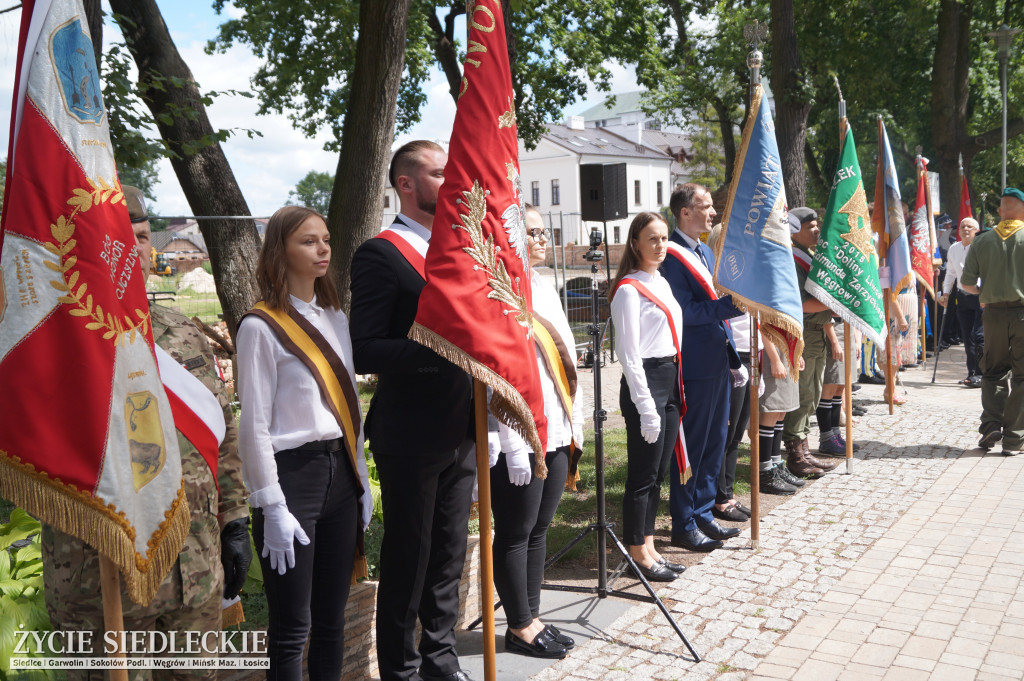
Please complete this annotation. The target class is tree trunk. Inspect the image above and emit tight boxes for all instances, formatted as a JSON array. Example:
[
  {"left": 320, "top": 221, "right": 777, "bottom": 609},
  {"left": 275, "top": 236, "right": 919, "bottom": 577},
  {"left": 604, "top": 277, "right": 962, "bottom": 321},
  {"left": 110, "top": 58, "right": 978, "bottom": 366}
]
[
  {"left": 712, "top": 96, "right": 738, "bottom": 187},
  {"left": 770, "top": 0, "right": 812, "bottom": 208},
  {"left": 426, "top": 3, "right": 464, "bottom": 101},
  {"left": 83, "top": 0, "right": 102, "bottom": 67},
  {"left": 931, "top": 0, "right": 973, "bottom": 216},
  {"left": 111, "top": 0, "right": 261, "bottom": 336},
  {"left": 326, "top": 0, "right": 412, "bottom": 311}
]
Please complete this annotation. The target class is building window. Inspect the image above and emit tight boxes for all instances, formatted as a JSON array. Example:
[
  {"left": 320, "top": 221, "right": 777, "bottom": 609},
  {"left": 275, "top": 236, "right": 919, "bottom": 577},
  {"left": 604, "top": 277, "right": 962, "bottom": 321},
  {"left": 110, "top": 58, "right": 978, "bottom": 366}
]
[
  {"left": 531, "top": 181, "right": 540, "bottom": 206},
  {"left": 553, "top": 228, "right": 561, "bottom": 246},
  {"left": 613, "top": 225, "right": 621, "bottom": 243},
  {"left": 551, "top": 179, "right": 560, "bottom": 206},
  {"left": 384, "top": 195, "right": 390, "bottom": 208},
  {"left": 634, "top": 180, "right": 641, "bottom": 205},
  {"left": 657, "top": 181, "right": 663, "bottom": 206}
]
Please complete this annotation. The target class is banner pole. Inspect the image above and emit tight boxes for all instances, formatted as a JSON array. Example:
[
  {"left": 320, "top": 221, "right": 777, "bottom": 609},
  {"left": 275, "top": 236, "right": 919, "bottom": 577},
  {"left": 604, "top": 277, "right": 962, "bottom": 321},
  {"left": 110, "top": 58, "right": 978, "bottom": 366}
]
[
  {"left": 99, "top": 556, "right": 129, "bottom": 681},
  {"left": 844, "top": 323, "right": 853, "bottom": 474},
  {"left": 885, "top": 297, "right": 895, "bottom": 414},
  {"left": 920, "top": 284, "right": 927, "bottom": 364},
  {"left": 473, "top": 379, "right": 496, "bottom": 681},
  {"left": 749, "top": 312, "right": 760, "bottom": 549}
]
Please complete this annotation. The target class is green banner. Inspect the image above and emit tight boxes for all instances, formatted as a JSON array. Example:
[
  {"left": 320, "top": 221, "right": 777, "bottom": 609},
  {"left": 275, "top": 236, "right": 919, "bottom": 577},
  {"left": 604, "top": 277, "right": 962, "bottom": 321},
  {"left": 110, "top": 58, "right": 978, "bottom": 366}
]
[{"left": 806, "top": 125, "right": 887, "bottom": 346}]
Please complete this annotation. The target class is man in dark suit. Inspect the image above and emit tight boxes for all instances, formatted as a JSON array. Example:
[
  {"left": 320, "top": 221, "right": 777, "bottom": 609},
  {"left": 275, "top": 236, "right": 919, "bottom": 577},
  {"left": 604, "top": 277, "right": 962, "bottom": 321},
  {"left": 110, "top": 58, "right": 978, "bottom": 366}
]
[
  {"left": 662, "top": 183, "right": 745, "bottom": 552},
  {"left": 350, "top": 140, "right": 476, "bottom": 681}
]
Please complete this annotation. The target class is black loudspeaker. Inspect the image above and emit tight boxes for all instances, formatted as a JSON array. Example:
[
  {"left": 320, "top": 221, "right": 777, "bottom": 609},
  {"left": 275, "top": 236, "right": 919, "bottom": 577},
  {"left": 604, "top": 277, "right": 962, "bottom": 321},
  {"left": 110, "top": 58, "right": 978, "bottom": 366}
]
[{"left": 580, "top": 163, "right": 627, "bottom": 222}]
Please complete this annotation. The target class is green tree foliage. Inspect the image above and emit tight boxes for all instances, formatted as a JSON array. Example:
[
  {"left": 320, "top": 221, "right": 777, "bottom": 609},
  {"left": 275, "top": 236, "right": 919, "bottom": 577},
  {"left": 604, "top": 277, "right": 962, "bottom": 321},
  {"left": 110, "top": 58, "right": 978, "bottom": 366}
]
[
  {"left": 684, "top": 107, "right": 727, "bottom": 189},
  {"left": 287, "top": 170, "right": 335, "bottom": 215},
  {"left": 208, "top": 0, "right": 662, "bottom": 150}
]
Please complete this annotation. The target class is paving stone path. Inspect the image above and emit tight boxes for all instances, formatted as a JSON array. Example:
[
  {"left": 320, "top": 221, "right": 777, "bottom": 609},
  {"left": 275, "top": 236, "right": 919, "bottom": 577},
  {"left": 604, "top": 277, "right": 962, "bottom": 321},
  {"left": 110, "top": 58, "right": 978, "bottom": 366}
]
[{"left": 528, "top": 347, "right": 1024, "bottom": 681}]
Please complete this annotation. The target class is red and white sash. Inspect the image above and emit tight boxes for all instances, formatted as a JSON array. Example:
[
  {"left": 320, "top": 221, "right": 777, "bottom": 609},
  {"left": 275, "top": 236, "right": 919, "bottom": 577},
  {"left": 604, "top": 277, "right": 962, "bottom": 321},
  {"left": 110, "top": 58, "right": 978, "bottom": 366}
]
[
  {"left": 793, "top": 247, "right": 813, "bottom": 274},
  {"left": 375, "top": 228, "right": 426, "bottom": 279},
  {"left": 666, "top": 242, "right": 717, "bottom": 300},
  {"left": 156, "top": 345, "right": 226, "bottom": 483},
  {"left": 612, "top": 277, "right": 692, "bottom": 483}
]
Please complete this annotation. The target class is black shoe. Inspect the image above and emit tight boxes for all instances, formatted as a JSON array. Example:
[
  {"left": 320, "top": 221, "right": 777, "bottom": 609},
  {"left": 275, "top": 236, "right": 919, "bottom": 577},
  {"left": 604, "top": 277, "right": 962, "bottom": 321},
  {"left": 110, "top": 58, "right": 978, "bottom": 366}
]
[
  {"left": 966, "top": 376, "right": 982, "bottom": 388},
  {"left": 852, "top": 406, "right": 868, "bottom": 416},
  {"left": 775, "top": 464, "right": 805, "bottom": 488},
  {"left": 504, "top": 629, "right": 567, "bottom": 659},
  {"left": 633, "top": 561, "right": 678, "bottom": 582},
  {"left": 713, "top": 504, "right": 749, "bottom": 522},
  {"left": 422, "top": 671, "right": 475, "bottom": 681},
  {"left": 851, "top": 383, "right": 862, "bottom": 393},
  {"left": 979, "top": 430, "right": 1002, "bottom": 450},
  {"left": 671, "top": 528, "right": 723, "bottom": 552},
  {"left": 697, "top": 518, "right": 741, "bottom": 540},
  {"left": 759, "top": 467, "right": 797, "bottom": 495},
  {"left": 658, "top": 558, "right": 686, "bottom": 573},
  {"left": 544, "top": 624, "right": 575, "bottom": 649},
  {"left": 859, "top": 373, "right": 885, "bottom": 385},
  {"left": 733, "top": 502, "right": 752, "bottom": 516}
]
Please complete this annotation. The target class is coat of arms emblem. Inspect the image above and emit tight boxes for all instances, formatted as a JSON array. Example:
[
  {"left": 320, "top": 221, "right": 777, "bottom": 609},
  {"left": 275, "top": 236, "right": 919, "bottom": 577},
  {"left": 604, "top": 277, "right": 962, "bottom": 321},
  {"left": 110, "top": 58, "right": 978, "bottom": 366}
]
[{"left": 50, "top": 17, "right": 104, "bottom": 125}]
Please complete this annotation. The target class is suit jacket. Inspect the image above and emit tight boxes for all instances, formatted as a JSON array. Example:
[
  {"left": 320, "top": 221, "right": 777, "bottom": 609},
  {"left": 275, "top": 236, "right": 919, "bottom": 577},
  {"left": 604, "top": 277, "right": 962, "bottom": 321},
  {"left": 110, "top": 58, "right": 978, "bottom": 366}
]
[
  {"left": 661, "top": 230, "right": 743, "bottom": 380},
  {"left": 349, "top": 227, "right": 473, "bottom": 457}
]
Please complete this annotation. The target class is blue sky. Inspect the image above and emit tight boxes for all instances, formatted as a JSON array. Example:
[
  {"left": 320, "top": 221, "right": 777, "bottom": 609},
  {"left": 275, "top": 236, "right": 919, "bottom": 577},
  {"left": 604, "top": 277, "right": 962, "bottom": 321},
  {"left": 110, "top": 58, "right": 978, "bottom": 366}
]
[{"left": 1, "top": 1, "right": 638, "bottom": 216}]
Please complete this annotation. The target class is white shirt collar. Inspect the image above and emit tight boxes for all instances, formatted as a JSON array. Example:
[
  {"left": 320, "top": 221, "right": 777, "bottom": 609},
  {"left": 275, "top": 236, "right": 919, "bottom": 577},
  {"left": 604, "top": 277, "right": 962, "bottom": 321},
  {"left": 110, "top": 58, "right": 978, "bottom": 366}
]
[
  {"left": 676, "top": 229, "right": 700, "bottom": 250},
  {"left": 290, "top": 293, "right": 323, "bottom": 316},
  {"left": 396, "top": 213, "right": 432, "bottom": 242}
]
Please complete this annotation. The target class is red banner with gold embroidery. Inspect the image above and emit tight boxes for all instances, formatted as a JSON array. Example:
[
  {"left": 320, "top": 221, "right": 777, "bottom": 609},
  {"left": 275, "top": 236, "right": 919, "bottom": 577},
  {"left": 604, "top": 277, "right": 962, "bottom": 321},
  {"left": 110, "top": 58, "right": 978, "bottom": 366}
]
[
  {"left": 0, "top": 0, "right": 186, "bottom": 605},
  {"left": 409, "top": 0, "right": 547, "bottom": 471}
]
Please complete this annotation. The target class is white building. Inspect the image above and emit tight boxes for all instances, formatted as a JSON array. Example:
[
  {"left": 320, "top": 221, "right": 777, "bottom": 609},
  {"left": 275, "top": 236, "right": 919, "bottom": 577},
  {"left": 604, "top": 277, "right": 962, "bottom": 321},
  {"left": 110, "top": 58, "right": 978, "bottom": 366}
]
[{"left": 518, "top": 116, "right": 691, "bottom": 246}]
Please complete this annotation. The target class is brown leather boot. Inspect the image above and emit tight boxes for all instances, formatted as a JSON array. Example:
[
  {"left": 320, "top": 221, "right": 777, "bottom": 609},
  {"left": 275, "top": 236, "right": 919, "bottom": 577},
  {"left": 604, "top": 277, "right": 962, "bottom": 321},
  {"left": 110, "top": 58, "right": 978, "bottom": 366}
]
[
  {"left": 785, "top": 439, "right": 825, "bottom": 478},
  {"left": 800, "top": 438, "right": 838, "bottom": 471}
]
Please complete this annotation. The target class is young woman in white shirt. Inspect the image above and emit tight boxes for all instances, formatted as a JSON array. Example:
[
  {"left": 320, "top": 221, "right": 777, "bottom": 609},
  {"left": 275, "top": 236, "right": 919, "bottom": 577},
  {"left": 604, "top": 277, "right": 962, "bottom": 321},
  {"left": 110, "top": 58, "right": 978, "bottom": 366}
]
[
  {"left": 609, "top": 212, "right": 687, "bottom": 583},
  {"left": 491, "top": 205, "right": 584, "bottom": 659},
  {"left": 236, "top": 206, "right": 372, "bottom": 681}
]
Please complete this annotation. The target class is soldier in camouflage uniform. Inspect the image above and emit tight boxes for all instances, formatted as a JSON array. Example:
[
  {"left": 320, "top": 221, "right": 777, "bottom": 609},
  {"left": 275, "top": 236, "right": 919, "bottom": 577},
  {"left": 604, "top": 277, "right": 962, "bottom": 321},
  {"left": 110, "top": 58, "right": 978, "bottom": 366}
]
[{"left": 41, "top": 187, "right": 251, "bottom": 680}]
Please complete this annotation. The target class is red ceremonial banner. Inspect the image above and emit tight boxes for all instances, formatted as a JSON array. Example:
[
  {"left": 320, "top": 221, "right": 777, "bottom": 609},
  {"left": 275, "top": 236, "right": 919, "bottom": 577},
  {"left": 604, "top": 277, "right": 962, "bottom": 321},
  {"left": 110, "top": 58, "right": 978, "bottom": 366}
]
[
  {"left": 0, "top": 0, "right": 186, "bottom": 604},
  {"left": 909, "top": 160, "right": 935, "bottom": 296},
  {"left": 409, "top": 0, "right": 547, "bottom": 470},
  {"left": 957, "top": 173, "right": 972, "bottom": 238}
]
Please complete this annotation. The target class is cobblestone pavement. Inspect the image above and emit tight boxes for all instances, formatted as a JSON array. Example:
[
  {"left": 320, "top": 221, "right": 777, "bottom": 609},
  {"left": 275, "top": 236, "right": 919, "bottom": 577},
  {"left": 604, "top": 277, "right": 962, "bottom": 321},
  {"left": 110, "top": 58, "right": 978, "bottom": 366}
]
[{"left": 528, "top": 347, "right": 1024, "bottom": 681}]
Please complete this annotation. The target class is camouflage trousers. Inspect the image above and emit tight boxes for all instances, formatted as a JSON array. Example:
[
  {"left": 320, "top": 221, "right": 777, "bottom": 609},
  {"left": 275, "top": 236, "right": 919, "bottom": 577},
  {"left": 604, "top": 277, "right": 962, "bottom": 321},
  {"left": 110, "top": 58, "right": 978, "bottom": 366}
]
[{"left": 42, "top": 524, "right": 221, "bottom": 681}]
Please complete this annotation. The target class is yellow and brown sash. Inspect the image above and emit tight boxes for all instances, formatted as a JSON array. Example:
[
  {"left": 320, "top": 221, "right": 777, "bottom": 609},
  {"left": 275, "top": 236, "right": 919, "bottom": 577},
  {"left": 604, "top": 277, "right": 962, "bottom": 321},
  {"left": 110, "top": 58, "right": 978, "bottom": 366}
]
[
  {"left": 532, "top": 312, "right": 583, "bottom": 489},
  {"left": 243, "top": 302, "right": 368, "bottom": 580}
]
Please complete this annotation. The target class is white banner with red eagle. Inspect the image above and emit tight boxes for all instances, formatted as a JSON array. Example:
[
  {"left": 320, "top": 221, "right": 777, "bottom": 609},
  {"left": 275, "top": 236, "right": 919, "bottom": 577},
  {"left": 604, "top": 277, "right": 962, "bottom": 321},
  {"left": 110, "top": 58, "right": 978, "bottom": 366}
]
[{"left": 0, "top": 0, "right": 187, "bottom": 605}]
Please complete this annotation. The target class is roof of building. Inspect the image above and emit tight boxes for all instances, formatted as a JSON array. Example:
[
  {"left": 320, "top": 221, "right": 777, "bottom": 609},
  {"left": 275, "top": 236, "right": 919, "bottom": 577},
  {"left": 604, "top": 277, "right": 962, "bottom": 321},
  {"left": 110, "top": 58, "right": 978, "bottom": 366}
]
[
  {"left": 576, "top": 91, "right": 646, "bottom": 121},
  {"left": 540, "top": 124, "right": 672, "bottom": 160},
  {"left": 642, "top": 129, "right": 693, "bottom": 160},
  {"left": 152, "top": 231, "right": 208, "bottom": 254}
]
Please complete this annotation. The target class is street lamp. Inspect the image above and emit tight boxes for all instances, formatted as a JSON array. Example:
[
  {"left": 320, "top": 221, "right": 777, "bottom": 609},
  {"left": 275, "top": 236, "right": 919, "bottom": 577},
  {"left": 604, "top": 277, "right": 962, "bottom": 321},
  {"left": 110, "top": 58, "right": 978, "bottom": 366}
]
[{"left": 988, "top": 24, "right": 1021, "bottom": 191}]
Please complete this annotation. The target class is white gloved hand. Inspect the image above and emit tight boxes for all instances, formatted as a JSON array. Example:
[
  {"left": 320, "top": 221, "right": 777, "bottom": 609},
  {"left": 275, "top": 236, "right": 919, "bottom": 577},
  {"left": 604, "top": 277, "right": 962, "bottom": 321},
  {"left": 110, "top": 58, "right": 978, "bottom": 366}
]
[
  {"left": 356, "top": 445, "right": 373, "bottom": 530},
  {"left": 261, "top": 502, "right": 310, "bottom": 576},
  {"left": 487, "top": 431, "right": 501, "bottom": 468},
  {"left": 640, "top": 411, "right": 661, "bottom": 444},
  {"left": 758, "top": 375, "right": 766, "bottom": 397},
  {"left": 505, "top": 447, "right": 532, "bottom": 486},
  {"left": 573, "top": 421, "right": 585, "bottom": 450},
  {"left": 730, "top": 364, "right": 749, "bottom": 388}
]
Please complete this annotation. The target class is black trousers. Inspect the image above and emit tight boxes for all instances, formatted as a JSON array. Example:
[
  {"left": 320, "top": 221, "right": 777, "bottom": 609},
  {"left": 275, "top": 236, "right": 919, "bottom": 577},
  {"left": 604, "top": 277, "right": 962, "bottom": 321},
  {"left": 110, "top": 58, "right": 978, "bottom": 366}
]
[
  {"left": 956, "top": 290, "right": 984, "bottom": 377},
  {"left": 620, "top": 359, "right": 681, "bottom": 546},
  {"left": 253, "top": 446, "right": 359, "bottom": 681},
  {"left": 718, "top": 353, "right": 751, "bottom": 504},
  {"left": 490, "top": 446, "right": 570, "bottom": 628},
  {"left": 374, "top": 440, "right": 476, "bottom": 681}
]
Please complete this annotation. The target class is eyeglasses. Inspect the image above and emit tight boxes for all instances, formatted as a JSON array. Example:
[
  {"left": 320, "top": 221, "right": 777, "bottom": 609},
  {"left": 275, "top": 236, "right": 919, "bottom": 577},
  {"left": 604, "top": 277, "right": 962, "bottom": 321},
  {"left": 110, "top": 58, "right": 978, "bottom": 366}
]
[{"left": 528, "top": 228, "right": 550, "bottom": 240}]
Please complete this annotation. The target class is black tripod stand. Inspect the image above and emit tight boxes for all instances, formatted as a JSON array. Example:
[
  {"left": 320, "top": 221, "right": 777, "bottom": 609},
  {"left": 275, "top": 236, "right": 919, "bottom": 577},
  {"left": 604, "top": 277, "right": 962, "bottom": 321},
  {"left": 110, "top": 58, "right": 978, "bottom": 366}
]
[
  {"left": 539, "top": 233, "right": 700, "bottom": 662},
  {"left": 468, "top": 232, "right": 699, "bottom": 661}
]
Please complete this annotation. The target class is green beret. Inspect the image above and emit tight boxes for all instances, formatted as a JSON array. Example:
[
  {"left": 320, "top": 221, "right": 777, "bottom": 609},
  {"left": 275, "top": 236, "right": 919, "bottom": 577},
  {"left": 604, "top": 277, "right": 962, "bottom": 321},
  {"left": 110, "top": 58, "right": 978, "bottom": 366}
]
[{"left": 1002, "top": 187, "right": 1024, "bottom": 205}]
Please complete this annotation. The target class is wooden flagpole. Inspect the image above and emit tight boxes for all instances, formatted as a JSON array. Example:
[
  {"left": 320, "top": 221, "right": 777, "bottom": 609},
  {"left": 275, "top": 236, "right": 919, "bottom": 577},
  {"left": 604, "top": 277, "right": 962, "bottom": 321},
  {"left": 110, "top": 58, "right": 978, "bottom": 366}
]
[
  {"left": 99, "top": 556, "right": 129, "bottom": 681},
  {"left": 836, "top": 78, "right": 854, "bottom": 474},
  {"left": 473, "top": 379, "right": 496, "bottom": 681}
]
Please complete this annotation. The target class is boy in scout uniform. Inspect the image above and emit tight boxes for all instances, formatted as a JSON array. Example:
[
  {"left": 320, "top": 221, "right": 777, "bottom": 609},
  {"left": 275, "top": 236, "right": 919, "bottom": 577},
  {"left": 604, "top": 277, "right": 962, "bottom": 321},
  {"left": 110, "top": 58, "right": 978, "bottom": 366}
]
[
  {"left": 962, "top": 187, "right": 1024, "bottom": 454},
  {"left": 41, "top": 186, "right": 251, "bottom": 680}
]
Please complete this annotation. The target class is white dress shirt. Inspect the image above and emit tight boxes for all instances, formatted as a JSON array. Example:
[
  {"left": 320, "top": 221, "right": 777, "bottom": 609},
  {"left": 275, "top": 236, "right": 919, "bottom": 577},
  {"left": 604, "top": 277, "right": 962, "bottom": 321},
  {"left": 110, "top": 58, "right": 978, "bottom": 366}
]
[
  {"left": 943, "top": 240, "right": 978, "bottom": 294},
  {"left": 237, "top": 294, "right": 366, "bottom": 508},
  {"left": 610, "top": 269, "right": 683, "bottom": 417},
  {"left": 389, "top": 213, "right": 431, "bottom": 256},
  {"left": 498, "top": 270, "right": 585, "bottom": 455}
]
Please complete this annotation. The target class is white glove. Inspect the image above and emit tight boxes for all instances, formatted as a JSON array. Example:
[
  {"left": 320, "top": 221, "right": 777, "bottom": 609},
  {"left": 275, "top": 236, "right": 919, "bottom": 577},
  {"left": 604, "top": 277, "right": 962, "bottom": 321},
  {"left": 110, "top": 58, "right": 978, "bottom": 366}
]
[
  {"left": 356, "top": 444, "right": 373, "bottom": 530},
  {"left": 487, "top": 431, "right": 501, "bottom": 468},
  {"left": 730, "top": 364, "right": 749, "bottom": 388},
  {"left": 759, "top": 376, "right": 766, "bottom": 397},
  {"left": 640, "top": 411, "right": 661, "bottom": 444},
  {"left": 573, "top": 420, "right": 585, "bottom": 450},
  {"left": 261, "top": 502, "right": 310, "bottom": 576},
  {"left": 505, "top": 447, "right": 532, "bottom": 486}
]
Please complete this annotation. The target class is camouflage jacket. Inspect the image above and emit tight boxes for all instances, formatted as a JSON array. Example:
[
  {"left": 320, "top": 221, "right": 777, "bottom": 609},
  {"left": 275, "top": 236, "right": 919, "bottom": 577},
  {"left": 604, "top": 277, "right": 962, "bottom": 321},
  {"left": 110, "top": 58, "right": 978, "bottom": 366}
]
[{"left": 44, "top": 304, "right": 247, "bottom": 610}]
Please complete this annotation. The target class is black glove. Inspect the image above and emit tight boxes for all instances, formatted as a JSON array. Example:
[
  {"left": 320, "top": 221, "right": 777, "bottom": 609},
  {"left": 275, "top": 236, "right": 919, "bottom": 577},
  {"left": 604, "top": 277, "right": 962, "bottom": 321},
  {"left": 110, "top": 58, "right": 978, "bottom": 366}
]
[{"left": 220, "top": 517, "right": 252, "bottom": 599}]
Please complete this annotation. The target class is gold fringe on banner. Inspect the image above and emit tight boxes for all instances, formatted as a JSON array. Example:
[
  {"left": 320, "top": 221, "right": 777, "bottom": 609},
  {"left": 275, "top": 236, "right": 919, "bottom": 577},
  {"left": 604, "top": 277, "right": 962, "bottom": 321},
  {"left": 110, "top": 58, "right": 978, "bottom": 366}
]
[
  {"left": 0, "top": 450, "right": 189, "bottom": 605},
  {"left": 408, "top": 323, "right": 548, "bottom": 480},
  {"left": 719, "top": 289, "right": 806, "bottom": 383}
]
